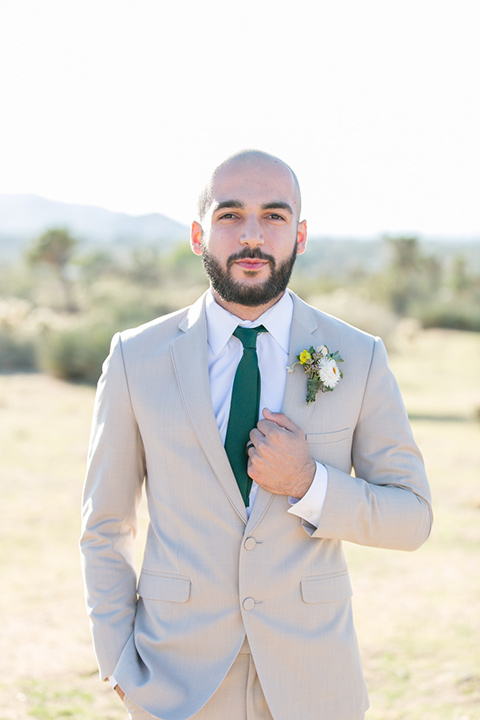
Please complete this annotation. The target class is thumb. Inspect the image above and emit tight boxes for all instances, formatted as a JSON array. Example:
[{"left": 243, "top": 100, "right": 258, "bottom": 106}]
[{"left": 262, "top": 408, "right": 299, "bottom": 433}]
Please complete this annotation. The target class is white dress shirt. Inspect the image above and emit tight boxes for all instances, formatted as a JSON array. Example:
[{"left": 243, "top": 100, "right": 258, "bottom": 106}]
[{"left": 205, "top": 290, "right": 328, "bottom": 522}]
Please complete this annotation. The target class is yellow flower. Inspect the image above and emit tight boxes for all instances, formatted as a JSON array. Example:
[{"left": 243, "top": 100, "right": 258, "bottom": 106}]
[{"left": 299, "top": 349, "right": 312, "bottom": 364}]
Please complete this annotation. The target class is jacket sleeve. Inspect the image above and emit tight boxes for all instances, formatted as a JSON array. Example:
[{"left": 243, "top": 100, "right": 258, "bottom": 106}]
[
  {"left": 306, "top": 337, "right": 433, "bottom": 550},
  {"left": 80, "top": 333, "right": 146, "bottom": 679}
]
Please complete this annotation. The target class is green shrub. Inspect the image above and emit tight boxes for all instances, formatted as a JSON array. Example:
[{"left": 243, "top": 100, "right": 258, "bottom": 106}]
[
  {"left": 0, "top": 297, "right": 38, "bottom": 370},
  {"left": 414, "top": 301, "right": 480, "bottom": 332},
  {"left": 0, "top": 328, "right": 37, "bottom": 370},
  {"left": 37, "top": 322, "right": 115, "bottom": 384}
]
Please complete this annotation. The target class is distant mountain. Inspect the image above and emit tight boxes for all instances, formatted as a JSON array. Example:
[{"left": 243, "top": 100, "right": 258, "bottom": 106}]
[
  {"left": 1, "top": 193, "right": 478, "bottom": 271},
  {"left": 0, "top": 194, "right": 189, "bottom": 261}
]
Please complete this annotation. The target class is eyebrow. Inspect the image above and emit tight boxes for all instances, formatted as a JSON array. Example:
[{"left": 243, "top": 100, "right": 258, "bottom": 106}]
[
  {"left": 261, "top": 201, "right": 294, "bottom": 215},
  {"left": 213, "top": 200, "right": 294, "bottom": 215},
  {"left": 213, "top": 200, "right": 244, "bottom": 212}
]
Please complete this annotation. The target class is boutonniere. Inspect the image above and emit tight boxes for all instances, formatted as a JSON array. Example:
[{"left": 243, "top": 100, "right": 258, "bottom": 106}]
[{"left": 288, "top": 345, "right": 344, "bottom": 404}]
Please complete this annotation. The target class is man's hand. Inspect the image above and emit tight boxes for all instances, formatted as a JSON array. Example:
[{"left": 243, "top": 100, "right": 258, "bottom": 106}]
[
  {"left": 247, "top": 409, "right": 316, "bottom": 499},
  {"left": 114, "top": 685, "right": 125, "bottom": 701}
]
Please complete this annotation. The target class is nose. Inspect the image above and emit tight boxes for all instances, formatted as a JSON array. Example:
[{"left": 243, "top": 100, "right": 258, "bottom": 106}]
[{"left": 241, "top": 215, "right": 264, "bottom": 248}]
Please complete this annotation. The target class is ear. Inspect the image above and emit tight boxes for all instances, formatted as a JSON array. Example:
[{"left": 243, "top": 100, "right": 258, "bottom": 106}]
[
  {"left": 190, "top": 221, "right": 203, "bottom": 256},
  {"left": 295, "top": 220, "right": 307, "bottom": 255}
]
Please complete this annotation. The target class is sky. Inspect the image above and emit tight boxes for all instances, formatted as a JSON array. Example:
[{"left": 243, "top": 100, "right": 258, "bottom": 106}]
[{"left": 0, "top": 0, "right": 479, "bottom": 238}]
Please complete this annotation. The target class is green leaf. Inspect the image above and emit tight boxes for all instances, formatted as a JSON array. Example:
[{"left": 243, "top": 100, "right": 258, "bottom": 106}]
[{"left": 306, "top": 376, "right": 320, "bottom": 404}]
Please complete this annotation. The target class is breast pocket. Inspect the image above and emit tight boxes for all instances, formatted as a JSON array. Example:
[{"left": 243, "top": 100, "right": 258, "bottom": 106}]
[
  {"left": 306, "top": 428, "right": 352, "bottom": 468},
  {"left": 306, "top": 428, "right": 351, "bottom": 445},
  {"left": 301, "top": 571, "right": 352, "bottom": 604},
  {"left": 137, "top": 571, "right": 191, "bottom": 603}
]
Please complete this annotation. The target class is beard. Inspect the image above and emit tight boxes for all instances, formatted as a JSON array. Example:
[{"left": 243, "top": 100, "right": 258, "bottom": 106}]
[{"left": 201, "top": 244, "right": 298, "bottom": 307}]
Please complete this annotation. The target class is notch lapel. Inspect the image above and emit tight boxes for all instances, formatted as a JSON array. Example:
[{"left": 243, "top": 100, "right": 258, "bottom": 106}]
[
  {"left": 170, "top": 295, "right": 248, "bottom": 523},
  {"left": 282, "top": 292, "right": 319, "bottom": 431}
]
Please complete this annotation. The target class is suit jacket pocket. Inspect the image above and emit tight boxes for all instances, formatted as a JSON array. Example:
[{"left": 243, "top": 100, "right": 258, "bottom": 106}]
[
  {"left": 137, "top": 571, "right": 191, "bottom": 603},
  {"left": 301, "top": 572, "right": 352, "bottom": 604},
  {"left": 306, "top": 428, "right": 351, "bottom": 445}
]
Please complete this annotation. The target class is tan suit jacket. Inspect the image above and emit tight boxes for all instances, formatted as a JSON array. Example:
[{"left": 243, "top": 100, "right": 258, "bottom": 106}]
[{"left": 80, "top": 290, "right": 432, "bottom": 720}]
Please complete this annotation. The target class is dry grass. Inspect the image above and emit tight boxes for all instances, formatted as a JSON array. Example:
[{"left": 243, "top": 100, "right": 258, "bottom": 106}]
[{"left": 0, "top": 327, "right": 479, "bottom": 719}]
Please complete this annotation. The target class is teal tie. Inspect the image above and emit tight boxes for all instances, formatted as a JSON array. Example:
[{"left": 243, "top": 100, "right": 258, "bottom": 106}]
[{"left": 224, "top": 326, "right": 268, "bottom": 506}]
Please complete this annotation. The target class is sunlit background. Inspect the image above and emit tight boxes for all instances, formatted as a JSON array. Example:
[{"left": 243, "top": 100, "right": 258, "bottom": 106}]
[{"left": 1, "top": 0, "right": 479, "bottom": 237}]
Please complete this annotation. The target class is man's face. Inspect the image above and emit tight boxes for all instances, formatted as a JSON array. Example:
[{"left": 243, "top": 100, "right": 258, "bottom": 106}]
[{"left": 191, "top": 155, "right": 307, "bottom": 309}]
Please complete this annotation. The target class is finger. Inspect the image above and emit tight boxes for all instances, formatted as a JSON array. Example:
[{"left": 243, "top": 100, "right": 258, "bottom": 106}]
[
  {"left": 246, "top": 440, "right": 255, "bottom": 455},
  {"left": 262, "top": 408, "right": 300, "bottom": 433},
  {"left": 249, "top": 427, "right": 264, "bottom": 444},
  {"left": 255, "top": 418, "right": 279, "bottom": 436}
]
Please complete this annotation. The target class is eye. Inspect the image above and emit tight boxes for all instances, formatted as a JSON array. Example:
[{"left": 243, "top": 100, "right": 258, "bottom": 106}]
[
  {"left": 217, "top": 212, "right": 237, "bottom": 220},
  {"left": 268, "top": 213, "right": 286, "bottom": 221}
]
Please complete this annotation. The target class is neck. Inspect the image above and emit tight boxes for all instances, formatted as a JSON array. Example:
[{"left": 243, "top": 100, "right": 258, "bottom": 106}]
[{"left": 211, "top": 288, "right": 285, "bottom": 321}]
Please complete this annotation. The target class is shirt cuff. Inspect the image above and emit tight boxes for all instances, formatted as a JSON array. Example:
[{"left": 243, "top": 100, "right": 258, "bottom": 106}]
[
  {"left": 287, "top": 462, "right": 328, "bottom": 528},
  {"left": 109, "top": 675, "right": 118, "bottom": 689}
]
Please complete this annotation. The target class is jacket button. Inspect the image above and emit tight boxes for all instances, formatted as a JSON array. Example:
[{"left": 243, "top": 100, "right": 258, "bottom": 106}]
[
  {"left": 244, "top": 536, "right": 257, "bottom": 550},
  {"left": 242, "top": 597, "right": 255, "bottom": 611}
]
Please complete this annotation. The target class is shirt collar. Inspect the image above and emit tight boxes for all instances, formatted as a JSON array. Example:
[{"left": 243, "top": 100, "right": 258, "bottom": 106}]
[{"left": 205, "top": 289, "right": 293, "bottom": 357}]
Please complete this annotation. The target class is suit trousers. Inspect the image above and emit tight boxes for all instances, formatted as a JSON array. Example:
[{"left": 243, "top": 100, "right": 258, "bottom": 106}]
[{"left": 123, "top": 640, "right": 273, "bottom": 720}]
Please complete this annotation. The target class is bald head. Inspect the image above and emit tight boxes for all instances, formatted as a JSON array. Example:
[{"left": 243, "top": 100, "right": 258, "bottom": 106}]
[{"left": 197, "top": 150, "right": 302, "bottom": 223}]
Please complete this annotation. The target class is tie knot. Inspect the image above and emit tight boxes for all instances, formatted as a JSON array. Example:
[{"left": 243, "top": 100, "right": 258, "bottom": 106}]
[{"left": 233, "top": 325, "right": 267, "bottom": 350}]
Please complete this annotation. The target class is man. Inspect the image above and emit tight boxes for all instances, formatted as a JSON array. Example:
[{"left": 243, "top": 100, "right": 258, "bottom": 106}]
[{"left": 80, "top": 150, "right": 432, "bottom": 720}]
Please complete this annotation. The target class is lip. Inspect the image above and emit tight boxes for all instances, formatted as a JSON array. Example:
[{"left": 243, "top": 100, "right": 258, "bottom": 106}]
[{"left": 235, "top": 259, "right": 269, "bottom": 271}]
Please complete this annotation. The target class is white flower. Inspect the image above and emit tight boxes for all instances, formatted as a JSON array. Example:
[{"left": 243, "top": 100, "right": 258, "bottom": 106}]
[
  {"left": 316, "top": 345, "right": 328, "bottom": 356},
  {"left": 317, "top": 356, "right": 341, "bottom": 389}
]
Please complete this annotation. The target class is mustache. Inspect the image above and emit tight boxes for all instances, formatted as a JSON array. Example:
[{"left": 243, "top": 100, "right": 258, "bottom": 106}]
[{"left": 226, "top": 247, "right": 276, "bottom": 269}]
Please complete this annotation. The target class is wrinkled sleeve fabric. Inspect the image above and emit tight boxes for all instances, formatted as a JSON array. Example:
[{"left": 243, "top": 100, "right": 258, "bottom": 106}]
[
  {"left": 80, "top": 333, "right": 146, "bottom": 680},
  {"left": 304, "top": 337, "right": 433, "bottom": 550}
]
